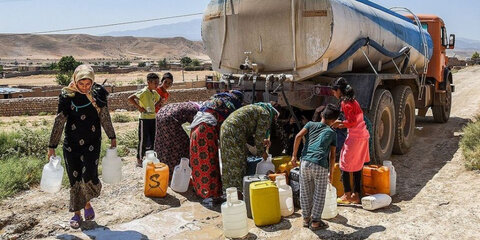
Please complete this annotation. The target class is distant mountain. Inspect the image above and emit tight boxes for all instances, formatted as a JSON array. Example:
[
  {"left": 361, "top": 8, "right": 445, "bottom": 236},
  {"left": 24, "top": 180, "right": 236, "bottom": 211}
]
[
  {"left": 0, "top": 34, "right": 208, "bottom": 60},
  {"left": 447, "top": 37, "right": 480, "bottom": 60},
  {"left": 456, "top": 37, "right": 480, "bottom": 50},
  {"left": 103, "top": 19, "right": 202, "bottom": 41}
]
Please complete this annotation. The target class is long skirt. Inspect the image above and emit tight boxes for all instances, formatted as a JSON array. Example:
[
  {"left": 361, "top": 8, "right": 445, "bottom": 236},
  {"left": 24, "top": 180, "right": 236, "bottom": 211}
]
[
  {"left": 219, "top": 124, "right": 248, "bottom": 192},
  {"left": 63, "top": 137, "right": 102, "bottom": 212},
  {"left": 190, "top": 123, "right": 222, "bottom": 198}
]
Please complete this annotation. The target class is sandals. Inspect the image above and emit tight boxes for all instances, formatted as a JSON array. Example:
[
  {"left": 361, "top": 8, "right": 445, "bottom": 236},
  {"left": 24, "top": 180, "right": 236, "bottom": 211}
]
[
  {"left": 70, "top": 214, "right": 83, "bottom": 229},
  {"left": 303, "top": 218, "right": 310, "bottom": 228},
  {"left": 136, "top": 160, "right": 143, "bottom": 168},
  {"left": 309, "top": 220, "right": 329, "bottom": 231},
  {"left": 84, "top": 207, "right": 95, "bottom": 221}
]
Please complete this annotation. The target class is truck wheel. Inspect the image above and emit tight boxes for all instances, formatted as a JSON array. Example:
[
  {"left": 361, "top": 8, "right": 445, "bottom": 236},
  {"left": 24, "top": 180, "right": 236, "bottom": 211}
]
[
  {"left": 432, "top": 81, "right": 452, "bottom": 123},
  {"left": 367, "top": 89, "right": 395, "bottom": 163},
  {"left": 392, "top": 86, "right": 415, "bottom": 155}
]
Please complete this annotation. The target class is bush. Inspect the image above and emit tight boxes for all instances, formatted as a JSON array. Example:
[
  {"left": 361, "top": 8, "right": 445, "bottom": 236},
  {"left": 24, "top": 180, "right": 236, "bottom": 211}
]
[
  {"left": 460, "top": 116, "right": 480, "bottom": 170},
  {"left": 0, "top": 156, "right": 44, "bottom": 199},
  {"left": 15, "top": 127, "right": 50, "bottom": 158},
  {"left": 111, "top": 113, "right": 133, "bottom": 123},
  {"left": 129, "top": 78, "right": 144, "bottom": 85},
  {"left": 0, "top": 127, "right": 50, "bottom": 159},
  {"left": 138, "top": 62, "right": 146, "bottom": 67},
  {"left": 0, "top": 131, "right": 19, "bottom": 158},
  {"left": 119, "top": 129, "right": 138, "bottom": 149},
  {"left": 56, "top": 72, "right": 73, "bottom": 86}
]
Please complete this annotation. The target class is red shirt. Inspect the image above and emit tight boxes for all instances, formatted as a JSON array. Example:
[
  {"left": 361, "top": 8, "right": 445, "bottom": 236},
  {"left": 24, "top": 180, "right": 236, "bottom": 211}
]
[
  {"left": 341, "top": 100, "right": 364, "bottom": 128},
  {"left": 155, "top": 87, "right": 170, "bottom": 113}
]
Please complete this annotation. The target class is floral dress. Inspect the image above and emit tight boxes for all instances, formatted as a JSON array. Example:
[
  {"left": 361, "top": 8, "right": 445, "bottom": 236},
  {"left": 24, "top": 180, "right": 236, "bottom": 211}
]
[
  {"left": 154, "top": 102, "right": 200, "bottom": 176},
  {"left": 48, "top": 86, "right": 116, "bottom": 212},
  {"left": 190, "top": 93, "right": 241, "bottom": 199},
  {"left": 219, "top": 105, "right": 271, "bottom": 192}
]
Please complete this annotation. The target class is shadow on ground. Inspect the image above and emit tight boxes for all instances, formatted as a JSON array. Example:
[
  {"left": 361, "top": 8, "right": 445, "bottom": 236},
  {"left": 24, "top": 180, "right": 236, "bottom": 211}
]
[
  {"left": 318, "top": 215, "right": 386, "bottom": 239},
  {"left": 391, "top": 116, "right": 469, "bottom": 202},
  {"left": 56, "top": 224, "right": 149, "bottom": 240}
]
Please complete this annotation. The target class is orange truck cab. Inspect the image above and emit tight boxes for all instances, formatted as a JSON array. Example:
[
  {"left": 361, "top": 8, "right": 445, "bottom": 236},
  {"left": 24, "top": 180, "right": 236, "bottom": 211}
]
[{"left": 409, "top": 15, "right": 456, "bottom": 123}]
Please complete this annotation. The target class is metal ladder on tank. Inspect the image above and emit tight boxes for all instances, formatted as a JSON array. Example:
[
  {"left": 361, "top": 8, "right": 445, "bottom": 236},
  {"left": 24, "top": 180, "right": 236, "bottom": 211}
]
[{"left": 390, "top": 7, "right": 430, "bottom": 101}]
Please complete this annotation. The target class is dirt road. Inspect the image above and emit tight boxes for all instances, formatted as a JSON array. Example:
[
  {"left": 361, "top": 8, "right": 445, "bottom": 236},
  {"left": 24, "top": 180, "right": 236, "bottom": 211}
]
[{"left": 1, "top": 66, "right": 480, "bottom": 240}]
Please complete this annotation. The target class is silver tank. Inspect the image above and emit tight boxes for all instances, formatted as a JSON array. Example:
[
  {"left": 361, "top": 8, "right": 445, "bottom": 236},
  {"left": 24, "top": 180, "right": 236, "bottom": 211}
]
[{"left": 202, "top": 0, "right": 433, "bottom": 81}]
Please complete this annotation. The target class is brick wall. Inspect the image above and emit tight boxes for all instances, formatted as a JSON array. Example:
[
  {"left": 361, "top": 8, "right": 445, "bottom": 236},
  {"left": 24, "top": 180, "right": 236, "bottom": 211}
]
[{"left": 0, "top": 88, "right": 216, "bottom": 116}]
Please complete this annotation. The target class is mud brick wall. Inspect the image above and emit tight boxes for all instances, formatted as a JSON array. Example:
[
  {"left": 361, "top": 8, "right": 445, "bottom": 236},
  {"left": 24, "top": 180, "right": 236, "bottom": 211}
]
[{"left": 0, "top": 88, "right": 216, "bottom": 116}]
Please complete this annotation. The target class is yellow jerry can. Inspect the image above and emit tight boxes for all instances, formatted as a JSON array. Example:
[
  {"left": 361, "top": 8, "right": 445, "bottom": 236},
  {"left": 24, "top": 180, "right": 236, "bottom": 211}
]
[
  {"left": 249, "top": 180, "right": 281, "bottom": 226},
  {"left": 271, "top": 156, "right": 291, "bottom": 172},
  {"left": 278, "top": 161, "right": 300, "bottom": 175}
]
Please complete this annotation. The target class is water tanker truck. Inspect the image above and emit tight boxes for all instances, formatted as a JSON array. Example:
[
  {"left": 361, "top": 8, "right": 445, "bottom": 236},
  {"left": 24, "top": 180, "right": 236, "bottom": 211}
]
[{"left": 202, "top": 0, "right": 455, "bottom": 162}]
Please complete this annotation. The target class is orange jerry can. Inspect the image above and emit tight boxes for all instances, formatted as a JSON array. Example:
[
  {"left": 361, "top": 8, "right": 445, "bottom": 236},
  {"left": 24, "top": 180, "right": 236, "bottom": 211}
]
[
  {"left": 144, "top": 162, "right": 170, "bottom": 197},
  {"left": 268, "top": 172, "right": 287, "bottom": 182},
  {"left": 362, "top": 165, "right": 390, "bottom": 196}
]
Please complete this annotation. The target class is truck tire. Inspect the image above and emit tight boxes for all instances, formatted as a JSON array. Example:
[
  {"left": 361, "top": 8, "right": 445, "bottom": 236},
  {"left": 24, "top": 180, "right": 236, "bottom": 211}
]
[
  {"left": 432, "top": 80, "right": 452, "bottom": 123},
  {"left": 392, "top": 86, "right": 415, "bottom": 155},
  {"left": 367, "top": 89, "right": 395, "bottom": 163}
]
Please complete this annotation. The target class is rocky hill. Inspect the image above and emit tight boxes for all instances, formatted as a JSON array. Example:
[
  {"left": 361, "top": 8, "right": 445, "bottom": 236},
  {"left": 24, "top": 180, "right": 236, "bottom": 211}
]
[{"left": 0, "top": 34, "right": 208, "bottom": 60}]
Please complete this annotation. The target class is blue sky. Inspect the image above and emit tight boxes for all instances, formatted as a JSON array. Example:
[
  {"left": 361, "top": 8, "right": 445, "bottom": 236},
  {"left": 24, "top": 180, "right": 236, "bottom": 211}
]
[{"left": 0, "top": 0, "right": 478, "bottom": 40}]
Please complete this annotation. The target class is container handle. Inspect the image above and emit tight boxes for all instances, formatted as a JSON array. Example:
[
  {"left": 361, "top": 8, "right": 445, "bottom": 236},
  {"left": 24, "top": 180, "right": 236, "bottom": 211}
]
[{"left": 50, "top": 156, "right": 61, "bottom": 169}]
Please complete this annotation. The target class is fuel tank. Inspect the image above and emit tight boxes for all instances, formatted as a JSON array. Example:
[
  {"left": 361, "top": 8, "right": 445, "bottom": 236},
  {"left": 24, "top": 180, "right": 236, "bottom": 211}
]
[{"left": 202, "top": 0, "right": 433, "bottom": 81}]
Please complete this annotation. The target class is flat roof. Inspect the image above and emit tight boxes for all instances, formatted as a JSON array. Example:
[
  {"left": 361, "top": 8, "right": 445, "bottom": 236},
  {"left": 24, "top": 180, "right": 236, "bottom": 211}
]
[{"left": 0, "top": 87, "right": 32, "bottom": 94}]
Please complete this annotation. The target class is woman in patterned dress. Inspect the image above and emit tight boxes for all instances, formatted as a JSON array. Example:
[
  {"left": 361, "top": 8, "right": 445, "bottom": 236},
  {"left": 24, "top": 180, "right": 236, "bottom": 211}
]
[
  {"left": 189, "top": 91, "right": 243, "bottom": 199},
  {"left": 154, "top": 101, "right": 200, "bottom": 176},
  {"left": 220, "top": 102, "right": 280, "bottom": 192},
  {"left": 47, "top": 65, "right": 116, "bottom": 229}
]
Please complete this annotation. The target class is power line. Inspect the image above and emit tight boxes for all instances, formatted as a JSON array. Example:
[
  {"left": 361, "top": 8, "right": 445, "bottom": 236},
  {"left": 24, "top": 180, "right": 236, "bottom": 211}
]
[{"left": 31, "top": 12, "right": 203, "bottom": 34}]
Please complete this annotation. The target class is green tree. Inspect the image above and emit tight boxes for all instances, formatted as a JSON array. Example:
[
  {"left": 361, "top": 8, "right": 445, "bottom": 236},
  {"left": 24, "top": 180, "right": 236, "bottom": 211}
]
[
  {"left": 48, "top": 62, "right": 58, "bottom": 70},
  {"left": 472, "top": 52, "right": 480, "bottom": 59},
  {"left": 191, "top": 59, "right": 201, "bottom": 67},
  {"left": 55, "top": 72, "right": 73, "bottom": 86},
  {"left": 0, "top": 65, "right": 3, "bottom": 72},
  {"left": 158, "top": 58, "right": 168, "bottom": 68},
  {"left": 180, "top": 56, "right": 192, "bottom": 67},
  {"left": 57, "top": 56, "right": 82, "bottom": 73},
  {"left": 138, "top": 62, "right": 146, "bottom": 67}
]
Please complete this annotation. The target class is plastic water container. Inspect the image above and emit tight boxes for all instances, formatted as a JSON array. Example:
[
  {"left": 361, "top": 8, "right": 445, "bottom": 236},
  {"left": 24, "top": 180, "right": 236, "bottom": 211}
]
[
  {"left": 255, "top": 154, "right": 275, "bottom": 175},
  {"left": 249, "top": 180, "right": 281, "bottom": 226},
  {"left": 361, "top": 194, "right": 392, "bottom": 210},
  {"left": 321, "top": 183, "right": 338, "bottom": 219},
  {"left": 246, "top": 156, "right": 263, "bottom": 176},
  {"left": 102, "top": 148, "right": 122, "bottom": 184},
  {"left": 221, "top": 187, "right": 249, "bottom": 238},
  {"left": 383, "top": 161, "right": 397, "bottom": 196},
  {"left": 332, "top": 163, "right": 344, "bottom": 197},
  {"left": 268, "top": 172, "right": 287, "bottom": 182},
  {"left": 289, "top": 167, "right": 301, "bottom": 208},
  {"left": 143, "top": 150, "right": 160, "bottom": 181},
  {"left": 40, "top": 156, "right": 64, "bottom": 193},
  {"left": 275, "top": 175, "right": 294, "bottom": 217},
  {"left": 362, "top": 165, "right": 390, "bottom": 195},
  {"left": 243, "top": 174, "right": 268, "bottom": 218},
  {"left": 171, "top": 158, "right": 192, "bottom": 193},
  {"left": 278, "top": 161, "right": 299, "bottom": 176},
  {"left": 271, "top": 155, "right": 291, "bottom": 172},
  {"left": 144, "top": 162, "right": 169, "bottom": 198}
]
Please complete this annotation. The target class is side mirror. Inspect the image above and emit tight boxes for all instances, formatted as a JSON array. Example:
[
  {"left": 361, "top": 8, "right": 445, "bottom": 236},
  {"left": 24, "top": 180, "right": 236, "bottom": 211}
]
[{"left": 448, "top": 34, "right": 455, "bottom": 49}]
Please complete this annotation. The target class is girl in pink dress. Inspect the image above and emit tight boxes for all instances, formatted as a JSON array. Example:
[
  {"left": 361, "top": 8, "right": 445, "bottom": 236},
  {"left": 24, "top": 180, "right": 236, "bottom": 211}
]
[{"left": 331, "top": 78, "right": 370, "bottom": 204}]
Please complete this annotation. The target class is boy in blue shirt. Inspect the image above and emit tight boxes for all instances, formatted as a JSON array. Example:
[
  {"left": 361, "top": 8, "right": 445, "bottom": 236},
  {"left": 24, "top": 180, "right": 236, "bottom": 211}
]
[{"left": 291, "top": 104, "right": 340, "bottom": 231}]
